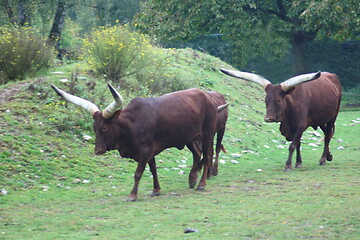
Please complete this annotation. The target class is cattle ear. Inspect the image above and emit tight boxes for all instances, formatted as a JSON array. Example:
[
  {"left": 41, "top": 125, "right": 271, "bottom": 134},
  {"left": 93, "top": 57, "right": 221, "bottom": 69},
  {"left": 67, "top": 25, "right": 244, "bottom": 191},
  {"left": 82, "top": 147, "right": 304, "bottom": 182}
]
[
  {"left": 93, "top": 111, "right": 102, "bottom": 120},
  {"left": 284, "top": 87, "right": 295, "bottom": 95},
  {"left": 113, "top": 109, "right": 122, "bottom": 118}
]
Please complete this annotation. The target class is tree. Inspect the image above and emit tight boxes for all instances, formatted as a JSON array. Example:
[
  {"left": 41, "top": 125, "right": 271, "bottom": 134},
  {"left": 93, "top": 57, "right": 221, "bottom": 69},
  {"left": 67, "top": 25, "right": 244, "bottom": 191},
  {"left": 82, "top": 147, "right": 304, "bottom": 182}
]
[
  {"left": 1, "top": 0, "right": 32, "bottom": 26},
  {"left": 0, "top": 0, "right": 142, "bottom": 52},
  {"left": 134, "top": 0, "right": 360, "bottom": 74},
  {"left": 48, "top": 0, "right": 66, "bottom": 52}
]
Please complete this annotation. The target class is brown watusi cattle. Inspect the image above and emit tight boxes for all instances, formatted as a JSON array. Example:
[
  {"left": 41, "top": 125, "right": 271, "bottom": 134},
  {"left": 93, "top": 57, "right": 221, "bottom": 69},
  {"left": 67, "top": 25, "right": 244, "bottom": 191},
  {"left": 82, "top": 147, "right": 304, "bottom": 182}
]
[
  {"left": 221, "top": 69, "right": 342, "bottom": 171},
  {"left": 51, "top": 83, "right": 226, "bottom": 201}
]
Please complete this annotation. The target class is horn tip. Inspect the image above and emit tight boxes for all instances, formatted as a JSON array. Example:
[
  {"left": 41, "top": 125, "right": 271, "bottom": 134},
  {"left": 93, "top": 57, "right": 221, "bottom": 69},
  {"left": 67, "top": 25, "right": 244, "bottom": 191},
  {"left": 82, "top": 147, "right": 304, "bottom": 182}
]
[
  {"left": 51, "top": 83, "right": 63, "bottom": 97},
  {"left": 314, "top": 71, "right": 321, "bottom": 79},
  {"left": 220, "top": 68, "right": 229, "bottom": 74},
  {"left": 107, "top": 82, "right": 116, "bottom": 93}
]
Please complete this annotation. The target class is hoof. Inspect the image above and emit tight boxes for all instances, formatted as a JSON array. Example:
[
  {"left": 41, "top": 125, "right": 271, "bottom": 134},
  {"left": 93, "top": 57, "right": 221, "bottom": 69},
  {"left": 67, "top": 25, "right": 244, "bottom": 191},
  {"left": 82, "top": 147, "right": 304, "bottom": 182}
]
[
  {"left": 208, "top": 168, "right": 218, "bottom": 177},
  {"left": 284, "top": 166, "right": 292, "bottom": 172},
  {"left": 126, "top": 193, "right": 137, "bottom": 202},
  {"left": 126, "top": 196, "right": 137, "bottom": 202},
  {"left": 189, "top": 181, "right": 197, "bottom": 189},
  {"left": 151, "top": 190, "right": 160, "bottom": 197},
  {"left": 327, "top": 152, "right": 333, "bottom": 161},
  {"left": 319, "top": 157, "right": 327, "bottom": 165},
  {"left": 295, "top": 164, "right": 302, "bottom": 168},
  {"left": 196, "top": 185, "right": 205, "bottom": 191}
]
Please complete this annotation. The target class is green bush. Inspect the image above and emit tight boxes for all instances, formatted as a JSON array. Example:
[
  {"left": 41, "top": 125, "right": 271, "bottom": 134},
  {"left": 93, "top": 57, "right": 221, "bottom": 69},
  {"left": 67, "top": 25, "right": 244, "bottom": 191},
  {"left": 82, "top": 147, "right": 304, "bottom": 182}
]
[
  {"left": 82, "top": 25, "right": 192, "bottom": 94},
  {"left": 0, "top": 26, "right": 55, "bottom": 84},
  {"left": 83, "top": 25, "right": 160, "bottom": 83},
  {"left": 134, "top": 60, "right": 191, "bottom": 94}
]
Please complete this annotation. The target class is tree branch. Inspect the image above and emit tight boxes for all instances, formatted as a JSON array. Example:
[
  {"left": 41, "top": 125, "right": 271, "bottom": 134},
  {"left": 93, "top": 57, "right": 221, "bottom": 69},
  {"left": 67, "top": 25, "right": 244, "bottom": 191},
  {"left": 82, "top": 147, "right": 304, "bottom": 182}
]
[{"left": 242, "top": 1, "right": 291, "bottom": 23}]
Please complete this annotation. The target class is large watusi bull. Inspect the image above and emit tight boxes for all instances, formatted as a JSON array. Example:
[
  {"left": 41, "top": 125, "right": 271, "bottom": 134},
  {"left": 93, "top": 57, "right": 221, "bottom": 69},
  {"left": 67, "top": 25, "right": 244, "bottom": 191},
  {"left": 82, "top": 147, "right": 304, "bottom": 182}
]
[
  {"left": 221, "top": 69, "right": 342, "bottom": 171},
  {"left": 51, "top": 83, "right": 225, "bottom": 201},
  {"left": 186, "top": 91, "right": 228, "bottom": 186}
]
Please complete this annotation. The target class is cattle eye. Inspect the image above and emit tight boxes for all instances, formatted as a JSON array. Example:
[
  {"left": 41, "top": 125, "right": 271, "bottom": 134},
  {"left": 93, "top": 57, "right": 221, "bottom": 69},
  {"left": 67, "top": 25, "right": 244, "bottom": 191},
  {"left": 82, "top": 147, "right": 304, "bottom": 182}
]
[
  {"left": 277, "top": 100, "right": 281, "bottom": 104},
  {"left": 101, "top": 127, "right": 107, "bottom": 132}
]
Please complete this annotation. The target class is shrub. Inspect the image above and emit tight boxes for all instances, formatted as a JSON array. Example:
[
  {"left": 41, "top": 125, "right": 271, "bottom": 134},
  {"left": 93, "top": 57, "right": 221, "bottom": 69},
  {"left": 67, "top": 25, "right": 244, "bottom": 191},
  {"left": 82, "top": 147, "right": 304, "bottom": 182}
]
[
  {"left": 82, "top": 25, "right": 195, "bottom": 94},
  {"left": 0, "top": 26, "right": 55, "bottom": 84},
  {"left": 83, "top": 25, "right": 161, "bottom": 84},
  {"left": 134, "top": 62, "right": 191, "bottom": 95}
]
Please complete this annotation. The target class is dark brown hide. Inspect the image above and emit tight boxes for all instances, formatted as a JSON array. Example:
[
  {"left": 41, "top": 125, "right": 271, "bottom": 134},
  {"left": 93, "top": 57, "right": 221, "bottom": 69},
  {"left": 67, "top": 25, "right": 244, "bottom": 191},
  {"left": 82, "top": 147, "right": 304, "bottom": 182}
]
[
  {"left": 92, "top": 88, "right": 218, "bottom": 201},
  {"left": 187, "top": 91, "right": 228, "bottom": 187},
  {"left": 264, "top": 72, "right": 342, "bottom": 170}
]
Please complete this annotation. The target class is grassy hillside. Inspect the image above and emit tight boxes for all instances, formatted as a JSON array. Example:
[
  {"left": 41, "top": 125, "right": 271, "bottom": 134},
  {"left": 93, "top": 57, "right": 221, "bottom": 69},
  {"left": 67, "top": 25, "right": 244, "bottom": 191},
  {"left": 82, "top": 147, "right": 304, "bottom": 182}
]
[
  {"left": 1, "top": 48, "right": 359, "bottom": 239},
  {"left": 0, "top": 48, "right": 271, "bottom": 190}
]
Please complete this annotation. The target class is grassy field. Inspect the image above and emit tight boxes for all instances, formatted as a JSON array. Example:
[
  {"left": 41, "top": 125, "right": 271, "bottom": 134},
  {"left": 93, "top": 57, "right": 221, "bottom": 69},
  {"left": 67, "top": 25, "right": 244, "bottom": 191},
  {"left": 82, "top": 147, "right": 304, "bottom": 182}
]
[{"left": 0, "top": 49, "right": 359, "bottom": 239}]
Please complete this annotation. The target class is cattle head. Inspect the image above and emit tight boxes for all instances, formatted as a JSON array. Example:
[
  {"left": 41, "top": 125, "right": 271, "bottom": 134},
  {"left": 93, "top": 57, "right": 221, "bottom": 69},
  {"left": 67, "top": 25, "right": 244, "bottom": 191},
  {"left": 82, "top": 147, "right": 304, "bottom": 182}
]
[
  {"left": 220, "top": 69, "right": 321, "bottom": 123},
  {"left": 51, "top": 83, "right": 124, "bottom": 155}
]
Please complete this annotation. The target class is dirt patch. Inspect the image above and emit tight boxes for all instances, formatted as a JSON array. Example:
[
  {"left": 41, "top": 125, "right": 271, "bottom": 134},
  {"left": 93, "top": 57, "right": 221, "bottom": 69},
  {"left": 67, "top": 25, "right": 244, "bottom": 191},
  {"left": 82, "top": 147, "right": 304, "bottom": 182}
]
[{"left": 0, "top": 81, "right": 31, "bottom": 106}]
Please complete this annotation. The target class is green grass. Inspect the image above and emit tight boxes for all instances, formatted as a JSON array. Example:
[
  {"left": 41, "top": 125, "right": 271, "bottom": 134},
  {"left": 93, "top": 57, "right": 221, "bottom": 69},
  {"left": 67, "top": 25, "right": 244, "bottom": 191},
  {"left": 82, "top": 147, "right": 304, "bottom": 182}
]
[{"left": 0, "top": 49, "right": 359, "bottom": 239}]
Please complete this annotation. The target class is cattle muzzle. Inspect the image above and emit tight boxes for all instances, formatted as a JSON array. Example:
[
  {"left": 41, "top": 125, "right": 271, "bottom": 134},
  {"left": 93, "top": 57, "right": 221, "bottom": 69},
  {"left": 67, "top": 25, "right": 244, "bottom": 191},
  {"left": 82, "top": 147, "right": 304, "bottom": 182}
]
[
  {"left": 264, "top": 116, "right": 277, "bottom": 122},
  {"left": 94, "top": 148, "right": 106, "bottom": 155}
]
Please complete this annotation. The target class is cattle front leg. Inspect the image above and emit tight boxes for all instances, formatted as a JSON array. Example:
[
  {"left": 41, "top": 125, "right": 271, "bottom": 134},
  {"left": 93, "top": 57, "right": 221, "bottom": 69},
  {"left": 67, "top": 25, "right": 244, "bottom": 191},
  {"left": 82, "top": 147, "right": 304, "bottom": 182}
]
[
  {"left": 187, "top": 141, "right": 201, "bottom": 189},
  {"left": 285, "top": 130, "right": 304, "bottom": 172},
  {"left": 127, "top": 161, "right": 148, "bottom": 202},
  {"left": 319, "top": 121, "right": 335, "bottom": 165},
  {"left": 148, "top": 157, "right": 161, "bottom": 197}
]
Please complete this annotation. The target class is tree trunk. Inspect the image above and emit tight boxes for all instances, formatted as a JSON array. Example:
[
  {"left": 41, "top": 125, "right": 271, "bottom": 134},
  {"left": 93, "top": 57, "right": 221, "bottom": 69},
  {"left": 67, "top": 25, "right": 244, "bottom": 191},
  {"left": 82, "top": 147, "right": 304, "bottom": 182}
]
[
  {"left": 18, "top": 0, "right": 31, "bottom": 26},
  {"left": 291, "top": 38, "right": 307, "bottom": 75},
  {"left": 2, "top": 0, "right": 16, "bottom": 24},
  {"left": 49, "top": 0, "right": 66, "bottom": 53},
  {"left": 291, "top": 33, "right": 306, "bottom": 75},
  {"left": 290, "top": 31, "right": 317, "bottom": 75}
]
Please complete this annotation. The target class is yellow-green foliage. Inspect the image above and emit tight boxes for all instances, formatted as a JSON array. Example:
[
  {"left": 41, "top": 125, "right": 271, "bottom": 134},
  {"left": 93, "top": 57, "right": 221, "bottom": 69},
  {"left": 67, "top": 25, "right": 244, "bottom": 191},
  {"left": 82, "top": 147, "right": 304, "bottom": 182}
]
[
  {"left": 82, "top": 25, "right": 196, "bottom": 94},
  {"left": 0, "top": 26, "right": 55, "bottom": 84},
  {"left": 83, "top": 25, "right": 162, "bottom": 82}
]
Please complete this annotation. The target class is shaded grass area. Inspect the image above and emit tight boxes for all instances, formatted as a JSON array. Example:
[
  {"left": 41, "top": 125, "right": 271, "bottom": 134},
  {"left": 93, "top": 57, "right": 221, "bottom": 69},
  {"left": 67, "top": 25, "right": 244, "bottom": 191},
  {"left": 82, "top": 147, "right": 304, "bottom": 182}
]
[{"left": 1, "top": 49, "right": 360, "bottom": 239}]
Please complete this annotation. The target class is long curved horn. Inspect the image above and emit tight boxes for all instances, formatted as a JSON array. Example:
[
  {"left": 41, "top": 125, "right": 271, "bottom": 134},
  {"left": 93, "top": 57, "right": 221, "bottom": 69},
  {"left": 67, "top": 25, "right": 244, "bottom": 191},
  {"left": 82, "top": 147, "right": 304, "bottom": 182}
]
[
  {"left": 280, "top": 71, "right": 321, "bottom": 91},
  {"left": 51, "top": 84, "right": 100, "bottom": 116},
  {"left": 220, "top": 68, "right": 271, "bottom": 89},
  {"left": 217, "top": 103, "right": 229, "bottom": 112},
  {"left": 102, "top": 83, "right": 124, "bottom": 119}
]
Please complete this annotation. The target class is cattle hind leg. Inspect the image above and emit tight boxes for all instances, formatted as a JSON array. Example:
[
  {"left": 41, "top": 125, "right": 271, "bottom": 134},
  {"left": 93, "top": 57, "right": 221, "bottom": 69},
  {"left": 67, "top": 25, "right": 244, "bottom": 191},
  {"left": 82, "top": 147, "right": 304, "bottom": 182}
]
[
  {"left": 209, "top": 128, "right": 225, "bottom": 177},
  {"left": 295, "top": 144, "right": 302, "bottom": 168},
  {"left": 148, "top": 157, "right": 161, "bottom": 197},
  {"left": 196, "top": 137, "right": 213, "bottom": 191},
  {"left": 187, "top": 141, "right": 201, "bottom": 189},
  {"left": 319, "top": 120, "right": 335, "bottom": 165}
]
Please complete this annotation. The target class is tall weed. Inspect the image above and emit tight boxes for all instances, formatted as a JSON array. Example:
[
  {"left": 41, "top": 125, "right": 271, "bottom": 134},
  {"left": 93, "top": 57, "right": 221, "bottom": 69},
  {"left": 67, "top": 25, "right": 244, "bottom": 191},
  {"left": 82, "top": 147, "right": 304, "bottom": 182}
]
[{"left": 0, "top": 26, "right": 55, "bottom": 84}]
